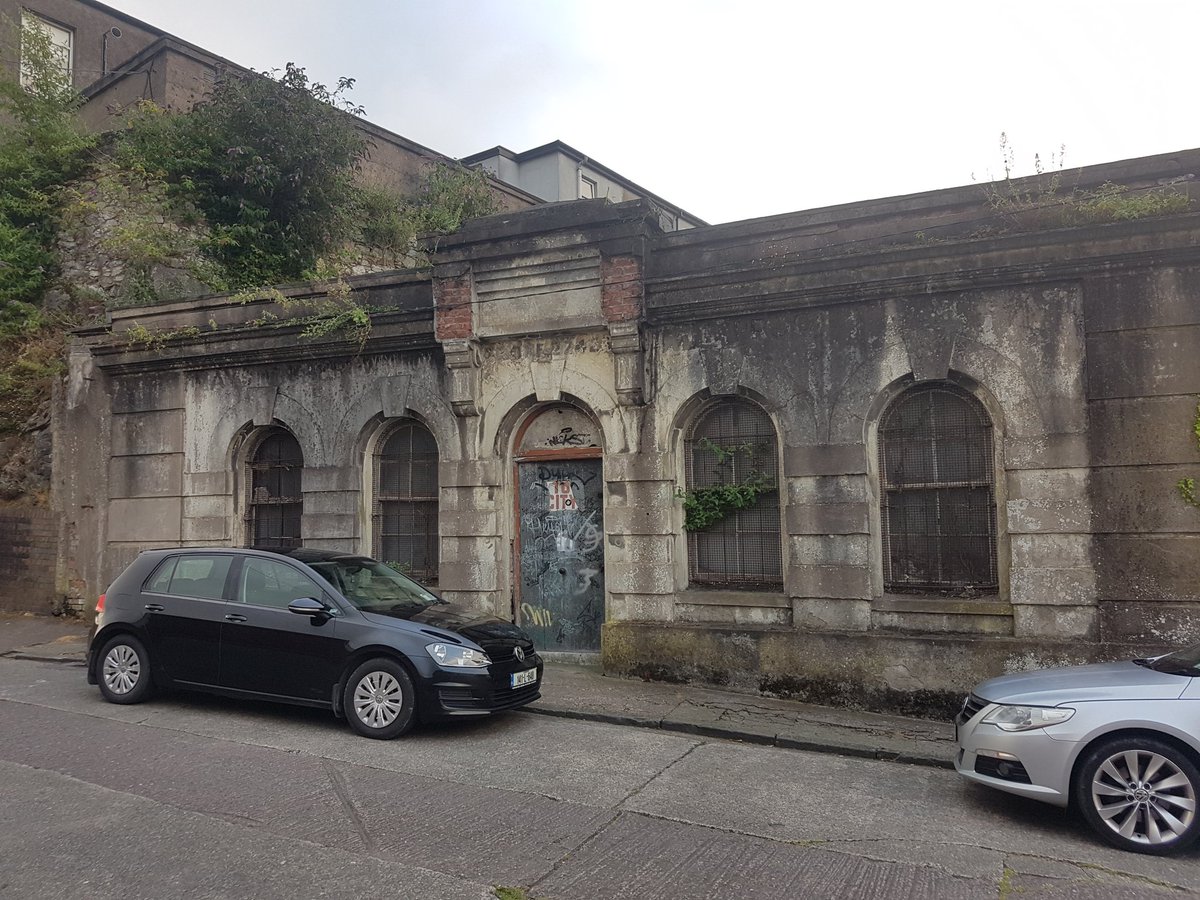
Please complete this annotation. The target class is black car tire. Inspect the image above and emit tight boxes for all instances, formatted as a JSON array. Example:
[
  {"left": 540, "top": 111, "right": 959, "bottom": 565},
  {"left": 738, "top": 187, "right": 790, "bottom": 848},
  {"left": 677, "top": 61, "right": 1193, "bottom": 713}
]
[
  {"left": 343, "top": 657, "right": 416, "bottom": 739},
  {"left": 1074, "top": 735, "right": 1200, "bottom": 855},
  {"left": 96, "top": 634, "right": 154, "bottom": 705}
]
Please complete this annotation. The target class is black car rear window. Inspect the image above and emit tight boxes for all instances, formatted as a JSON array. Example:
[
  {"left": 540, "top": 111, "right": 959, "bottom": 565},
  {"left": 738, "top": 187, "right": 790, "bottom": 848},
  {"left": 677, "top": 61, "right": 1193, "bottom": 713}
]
[{"left": 145, "top": 555, "right": 233, "bottom": 601}]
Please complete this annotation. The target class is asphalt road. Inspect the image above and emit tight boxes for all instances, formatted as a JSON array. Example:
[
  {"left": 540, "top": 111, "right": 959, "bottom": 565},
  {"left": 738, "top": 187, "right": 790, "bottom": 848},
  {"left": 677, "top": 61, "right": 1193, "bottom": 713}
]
[{"left": 0, "top": 658, "right": 1195, "bottom": 899}]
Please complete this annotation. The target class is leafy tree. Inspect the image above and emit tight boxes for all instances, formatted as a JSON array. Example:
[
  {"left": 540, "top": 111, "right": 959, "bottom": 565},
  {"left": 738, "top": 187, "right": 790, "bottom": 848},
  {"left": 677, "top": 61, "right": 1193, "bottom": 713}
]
[
  {"left": 0, "top": 18, "right": 95, "bottom": 335},
  {"left": 116, "top": 64, "right": 368, "bottom": 287},
  {"left": 355, "top": 163, "right": 499, "bottom": 268}
]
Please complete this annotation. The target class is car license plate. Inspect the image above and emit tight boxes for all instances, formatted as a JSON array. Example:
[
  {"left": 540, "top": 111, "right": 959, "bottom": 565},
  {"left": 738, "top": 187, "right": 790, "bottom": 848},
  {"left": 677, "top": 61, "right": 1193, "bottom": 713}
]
[{"left": 511, "top": 668, "right": 537, "bottom": 688}]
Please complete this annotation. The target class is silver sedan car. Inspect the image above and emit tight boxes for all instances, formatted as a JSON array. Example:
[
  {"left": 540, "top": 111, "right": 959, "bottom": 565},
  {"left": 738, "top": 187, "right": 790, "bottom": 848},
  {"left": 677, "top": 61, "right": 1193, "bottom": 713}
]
[{"left": 956, "top": 646, "right": 1200, "bottom": 855}]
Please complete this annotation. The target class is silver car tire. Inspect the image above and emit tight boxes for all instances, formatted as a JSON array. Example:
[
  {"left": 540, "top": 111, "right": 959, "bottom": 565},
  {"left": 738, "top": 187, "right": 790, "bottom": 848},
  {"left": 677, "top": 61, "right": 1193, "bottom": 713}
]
[
  {"left": 343, "top": 658, "right": 416, "bottom": 740},
  {"left": 96, "top": 634, "right": 154, "bottom": 705},
  {"left": 1075, "top": 736, "right": 1200, "bottom": 855}
]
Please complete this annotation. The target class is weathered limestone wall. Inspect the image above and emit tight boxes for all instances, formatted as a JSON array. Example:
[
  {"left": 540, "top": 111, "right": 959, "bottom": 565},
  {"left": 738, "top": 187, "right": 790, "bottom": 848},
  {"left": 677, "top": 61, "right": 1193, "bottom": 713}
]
[
  {"left": 1085, "top": 266, "right": 1200, "bottom": 643},
  {"left": 102, "top": 373, "right": 185, "bottom": 585},
  {"left": 637, "top": 281, "right": 1091, "bottom": 641}
]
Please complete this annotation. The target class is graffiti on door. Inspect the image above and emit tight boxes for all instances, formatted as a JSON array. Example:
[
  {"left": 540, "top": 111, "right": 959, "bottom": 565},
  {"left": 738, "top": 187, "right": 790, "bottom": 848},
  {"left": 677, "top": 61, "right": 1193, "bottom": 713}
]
[{"left": 518, "top": 459, "right": 604, "bottom": 652}]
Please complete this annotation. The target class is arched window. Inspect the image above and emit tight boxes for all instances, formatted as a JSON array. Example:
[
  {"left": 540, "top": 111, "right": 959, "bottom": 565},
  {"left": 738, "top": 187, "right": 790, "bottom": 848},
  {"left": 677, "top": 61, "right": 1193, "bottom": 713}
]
[
  {"left": 374, "top": 421, "right": 439, "bottom": 582},
  {"left": 879, "top": 383, "right": 998, "bottom": 592},
  {"left": 246, "top": 429, "right": 303, "bottom": 550},
  {"left": 685, "top": 400, "right": 781, "bottom": 587}
]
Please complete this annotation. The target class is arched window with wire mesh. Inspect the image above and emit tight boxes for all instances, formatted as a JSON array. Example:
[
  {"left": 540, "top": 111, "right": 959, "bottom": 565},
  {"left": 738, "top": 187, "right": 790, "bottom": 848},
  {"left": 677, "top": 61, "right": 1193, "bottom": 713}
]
[
  {"left": 246, "top": 429, "right": 304, "bottom": 550},
  {"left": 374, "top": 421, "right": 439, "bottom": 582},
  {"left": 685, "top": 400, "right": 781, "bottom": 587},
  {"left": 878, "top": 383, "right": 998, "bottom": 593}
]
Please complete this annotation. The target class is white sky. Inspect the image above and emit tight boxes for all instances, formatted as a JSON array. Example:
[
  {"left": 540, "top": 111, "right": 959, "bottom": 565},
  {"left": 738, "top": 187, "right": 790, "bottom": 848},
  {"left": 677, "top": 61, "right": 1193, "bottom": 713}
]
[{"left": 105, "top": 0, "right": 1200, "bottom": 225}]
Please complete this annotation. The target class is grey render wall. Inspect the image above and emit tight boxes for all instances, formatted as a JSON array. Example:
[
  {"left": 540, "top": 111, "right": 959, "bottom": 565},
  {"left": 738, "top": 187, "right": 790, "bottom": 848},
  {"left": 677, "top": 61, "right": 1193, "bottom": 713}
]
[{"left": 55, "top": 152, "right": 1200, "bottom": 709}]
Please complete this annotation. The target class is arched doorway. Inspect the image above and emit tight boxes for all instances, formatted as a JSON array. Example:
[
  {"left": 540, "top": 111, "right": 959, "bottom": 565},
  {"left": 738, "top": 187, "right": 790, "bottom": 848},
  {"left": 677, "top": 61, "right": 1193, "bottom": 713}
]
[{"left": 514, "top": 404, "right": 604, "bottom": 653}]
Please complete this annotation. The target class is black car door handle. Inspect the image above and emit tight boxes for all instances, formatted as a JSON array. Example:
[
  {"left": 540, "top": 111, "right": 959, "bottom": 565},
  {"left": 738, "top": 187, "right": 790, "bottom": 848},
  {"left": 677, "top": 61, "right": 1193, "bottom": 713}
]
[
  {"left": 224, "top": 613, "right": 247, "bottom": 623},
  {"left": 144, "top": 604, "right": 164, "bottom": 612}
]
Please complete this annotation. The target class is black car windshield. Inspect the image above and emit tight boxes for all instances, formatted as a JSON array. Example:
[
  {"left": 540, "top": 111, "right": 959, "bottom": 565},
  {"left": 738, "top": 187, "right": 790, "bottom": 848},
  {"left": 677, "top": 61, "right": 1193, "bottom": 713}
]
[
  {"left": 306, "top": 558, "right": 443, "bottom": 614},
  {"left": 1142, "top": 645, "right": 1200, "bottom": 676}
]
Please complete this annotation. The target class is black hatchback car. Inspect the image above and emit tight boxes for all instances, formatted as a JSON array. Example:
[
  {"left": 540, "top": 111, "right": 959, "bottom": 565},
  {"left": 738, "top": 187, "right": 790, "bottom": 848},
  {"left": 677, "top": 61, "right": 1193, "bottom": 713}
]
[{"left": 87, "top": 548, "right": 542, "bottom": 739}]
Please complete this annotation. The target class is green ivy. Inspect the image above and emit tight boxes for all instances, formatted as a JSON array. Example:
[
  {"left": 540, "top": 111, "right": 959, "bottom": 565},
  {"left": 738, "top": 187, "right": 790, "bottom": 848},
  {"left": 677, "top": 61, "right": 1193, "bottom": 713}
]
[
  {"left": 676, "top": 474, "right": 775, "bottom": 532},
  {"left": 675, "top": 439, "right": 776, "bottom": 531}
]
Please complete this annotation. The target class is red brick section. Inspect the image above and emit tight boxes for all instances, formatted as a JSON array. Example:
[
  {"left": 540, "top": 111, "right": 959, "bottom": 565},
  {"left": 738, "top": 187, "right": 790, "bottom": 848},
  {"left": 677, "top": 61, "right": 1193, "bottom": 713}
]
[
  {"left": 601, "top": 255, "right": 644, "bottom": 323},
  {"left": 0, "top": 508, "right": 59, "bottom": 613},
  {"left": 433, "top": 273, "right": 473, "bottom": 340}
]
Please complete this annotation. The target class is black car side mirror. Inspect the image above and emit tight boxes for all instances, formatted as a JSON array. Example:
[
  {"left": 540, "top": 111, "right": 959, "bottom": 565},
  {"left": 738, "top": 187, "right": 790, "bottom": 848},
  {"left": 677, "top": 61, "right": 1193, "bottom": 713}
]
[{"left": 288, "top": 597, "right": 329, "bottom": 617}]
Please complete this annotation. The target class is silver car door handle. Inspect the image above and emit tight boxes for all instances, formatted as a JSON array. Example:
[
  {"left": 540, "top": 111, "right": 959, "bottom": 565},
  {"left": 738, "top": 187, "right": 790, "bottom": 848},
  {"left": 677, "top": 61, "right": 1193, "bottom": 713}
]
[
  {"left": 144, "top": 604, "right": 164, "bottom": 612},
  {"left": 224, "top": 613, "right": 247, "bottom": 623}
]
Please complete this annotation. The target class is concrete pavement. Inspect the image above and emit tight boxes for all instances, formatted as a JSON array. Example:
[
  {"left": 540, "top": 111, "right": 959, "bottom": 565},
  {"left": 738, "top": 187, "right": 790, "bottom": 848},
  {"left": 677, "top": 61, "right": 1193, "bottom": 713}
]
[{"left": 0, "top": 613, "right": 956, "bottom": 767}]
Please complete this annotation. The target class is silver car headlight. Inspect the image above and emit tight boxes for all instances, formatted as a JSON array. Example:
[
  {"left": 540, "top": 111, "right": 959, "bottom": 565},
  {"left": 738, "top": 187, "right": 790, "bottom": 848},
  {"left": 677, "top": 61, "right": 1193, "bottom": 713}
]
[
  {"left": 426, "top": 643, "right": 491, "bottom": 668},
  {"left": 981, "top": 704, "right": 1074, "bottom": 732}
]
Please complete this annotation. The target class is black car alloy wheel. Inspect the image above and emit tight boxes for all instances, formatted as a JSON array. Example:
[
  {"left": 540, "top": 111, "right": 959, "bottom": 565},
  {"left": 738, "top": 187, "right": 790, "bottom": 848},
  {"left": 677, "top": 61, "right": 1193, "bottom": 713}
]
[
  {"left": 343, "top": 658, "right": 416, "bottom": 739},
  {"left": 97, "top": 634, "right": 154, "bottom": 705},
  {"left": 1075, "top": 736, "right": 1200, "bottom": 854}
]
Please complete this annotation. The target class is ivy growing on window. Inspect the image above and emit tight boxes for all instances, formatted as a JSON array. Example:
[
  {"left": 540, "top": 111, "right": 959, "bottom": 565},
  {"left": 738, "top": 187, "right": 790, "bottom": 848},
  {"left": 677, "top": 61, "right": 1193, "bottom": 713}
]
[{"left": 675, "top": 437, "right": 776, "bottom": 532}]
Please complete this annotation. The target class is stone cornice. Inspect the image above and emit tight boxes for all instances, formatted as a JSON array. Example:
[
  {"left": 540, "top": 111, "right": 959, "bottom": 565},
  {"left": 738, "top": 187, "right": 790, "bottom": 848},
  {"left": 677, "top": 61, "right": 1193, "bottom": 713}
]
[
  {"left": 88, "top": 311, "right": 437, "bottom": 376},
  {"left": 646, "top": 214, "right": 1200, "bottom": 324}
]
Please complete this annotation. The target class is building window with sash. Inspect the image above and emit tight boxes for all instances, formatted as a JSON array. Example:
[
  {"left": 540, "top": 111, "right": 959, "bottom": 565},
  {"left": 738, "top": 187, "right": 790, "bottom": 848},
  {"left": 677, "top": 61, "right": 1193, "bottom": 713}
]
[
  {"left": 685, "top": 400, "right": 782, "bottom": 587},
  {"left": 246, "top": 429, "right": 304, "bottom": 550},
  {"left": 374, "top": 421, "right": 439, "bottom": 582},
  {"left": 878, "top": 383, "right": 998, "bottom": 593}
]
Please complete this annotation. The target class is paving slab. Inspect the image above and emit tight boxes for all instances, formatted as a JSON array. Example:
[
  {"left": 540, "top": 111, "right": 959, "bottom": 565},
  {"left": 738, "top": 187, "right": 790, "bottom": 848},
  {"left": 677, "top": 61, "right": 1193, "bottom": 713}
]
[
  {"left": 0, "top": 758, "right": 494, "bottom": 900},
  {"left": 0, "top": 612, "right": 88, "bottom": 656},
  {"left": 531, "top": 663, "right": 957, "bottom": 767},
  {"left": 532, "top": 810, "right": 984, "bottom": 900}
]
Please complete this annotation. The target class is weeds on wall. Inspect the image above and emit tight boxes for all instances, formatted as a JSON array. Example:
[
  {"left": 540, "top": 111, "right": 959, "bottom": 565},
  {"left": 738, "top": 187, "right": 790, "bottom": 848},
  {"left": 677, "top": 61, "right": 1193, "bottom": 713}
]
[{"left": 1179, "top": 399, "right": 1200, "bottom": 509}]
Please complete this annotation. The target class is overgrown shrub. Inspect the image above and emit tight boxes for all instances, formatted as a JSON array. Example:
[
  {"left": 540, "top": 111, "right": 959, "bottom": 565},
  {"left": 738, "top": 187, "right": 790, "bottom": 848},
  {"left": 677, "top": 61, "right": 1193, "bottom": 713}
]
[
  {"left": 0, "top": 18, "right": 95, "bottom": 336},
  {"left": 114, "top": 64, "right": 368, "bottom": 288}
]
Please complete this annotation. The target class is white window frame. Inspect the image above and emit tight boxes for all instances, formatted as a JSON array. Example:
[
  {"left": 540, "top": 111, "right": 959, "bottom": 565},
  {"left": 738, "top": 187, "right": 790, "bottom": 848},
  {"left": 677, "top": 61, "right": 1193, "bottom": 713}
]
[{"left": 20, "top": 11, "right": 74, "bottom": 89}]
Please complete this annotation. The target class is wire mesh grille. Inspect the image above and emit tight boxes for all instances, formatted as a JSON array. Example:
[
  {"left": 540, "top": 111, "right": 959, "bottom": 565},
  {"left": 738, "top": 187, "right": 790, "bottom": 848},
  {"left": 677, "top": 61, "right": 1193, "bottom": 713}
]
[
  {"left": 686, "top": 401, "right": 782, "bottom": 585},
  {"left": 879, "top": 385, "right": 997, "bottom": 592},
  {"left": 374, "top": 422, "right": 439, "bottom": 581},
  {"left": 246, "top": 430, "right": 304, "bottom": 550}
]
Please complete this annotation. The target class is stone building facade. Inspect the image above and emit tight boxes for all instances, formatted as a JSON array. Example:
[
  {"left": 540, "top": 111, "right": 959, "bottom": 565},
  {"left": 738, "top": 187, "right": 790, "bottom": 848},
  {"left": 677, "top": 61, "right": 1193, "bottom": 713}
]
[{"left": 56, "top": 149, "right": 1200, "bottom": 712}]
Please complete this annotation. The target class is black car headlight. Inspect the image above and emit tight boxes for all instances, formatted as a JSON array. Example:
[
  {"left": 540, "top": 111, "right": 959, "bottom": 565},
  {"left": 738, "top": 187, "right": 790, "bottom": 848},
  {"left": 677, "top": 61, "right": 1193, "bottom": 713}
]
[
  {"left": 981, "top": 704, "right": 1074, "bottom": 732},
  {"left": 426, "top": 643, "right": 491, "bottom": 668}
]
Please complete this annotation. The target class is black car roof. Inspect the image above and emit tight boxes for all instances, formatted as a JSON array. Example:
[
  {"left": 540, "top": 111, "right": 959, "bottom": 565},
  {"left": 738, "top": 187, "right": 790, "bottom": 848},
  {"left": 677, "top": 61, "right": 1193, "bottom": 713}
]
[{"left": 135, "top": 547, "right": 372, "bottom": 564}]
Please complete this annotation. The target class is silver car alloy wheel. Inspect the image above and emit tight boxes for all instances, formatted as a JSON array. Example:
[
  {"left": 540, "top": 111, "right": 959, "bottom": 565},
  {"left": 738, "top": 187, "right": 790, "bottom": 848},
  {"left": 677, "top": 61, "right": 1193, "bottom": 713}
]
[
  {"left": 353, "top": 671, "right": 403, "bottom": 728},
  {"left": 102, "top": 644, "right": 141, "bottom": 695},
  {"left": 1091, "top": 749, "right": 1198, "bottom": 846}
]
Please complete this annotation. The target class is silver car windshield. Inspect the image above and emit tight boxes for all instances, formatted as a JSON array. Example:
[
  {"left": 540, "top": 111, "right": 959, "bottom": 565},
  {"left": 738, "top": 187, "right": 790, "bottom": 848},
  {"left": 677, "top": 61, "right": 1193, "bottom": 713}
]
[
  {"left": 1141, "top": 646, "right": 1200, "bottom": 676},
  {"left": 307, "top": 558, "right": 443, "bottom": 613}
]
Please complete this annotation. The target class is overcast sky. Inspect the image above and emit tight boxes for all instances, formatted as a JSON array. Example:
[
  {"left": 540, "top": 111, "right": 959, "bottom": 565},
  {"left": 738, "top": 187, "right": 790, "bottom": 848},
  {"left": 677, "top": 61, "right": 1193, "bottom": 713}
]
[{"left": 106, "top": 0, "right": 1200, "bottom": 225}]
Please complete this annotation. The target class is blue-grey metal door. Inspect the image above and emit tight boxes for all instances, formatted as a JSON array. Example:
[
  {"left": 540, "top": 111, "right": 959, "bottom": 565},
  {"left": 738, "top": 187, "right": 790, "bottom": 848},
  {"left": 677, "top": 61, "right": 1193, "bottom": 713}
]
[{"left": 517, "top": 458, "right": 604, "bottom": 652}]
